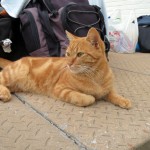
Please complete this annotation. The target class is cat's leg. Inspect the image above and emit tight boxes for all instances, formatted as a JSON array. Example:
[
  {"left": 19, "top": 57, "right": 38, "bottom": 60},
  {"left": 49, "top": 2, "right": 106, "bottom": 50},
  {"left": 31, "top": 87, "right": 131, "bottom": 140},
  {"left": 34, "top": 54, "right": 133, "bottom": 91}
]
[
  {"left": 105, "top": 89, "right": 131, "bottom": 109},
  {"left": 0, "top": 60, "right": 30, "bottom": 102},
  {"left": 53, "top": 88, "right": 95, "bottom": 107},
  {"left": 0, "top": 84, "right": 11, "bottom": 102},
  {"left": 0, "top": 65, "right": 20, "bottom": 102},
  {"left": 0, "top": 71, "right": 11, "bottom": 102}
]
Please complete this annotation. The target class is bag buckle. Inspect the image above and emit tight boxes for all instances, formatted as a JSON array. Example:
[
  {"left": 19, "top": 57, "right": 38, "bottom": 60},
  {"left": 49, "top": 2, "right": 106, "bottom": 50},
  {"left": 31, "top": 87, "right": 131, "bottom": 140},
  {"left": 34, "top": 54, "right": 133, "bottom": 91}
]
[{"left": 50, "top": 10, "right": 58, "bottom": 18}]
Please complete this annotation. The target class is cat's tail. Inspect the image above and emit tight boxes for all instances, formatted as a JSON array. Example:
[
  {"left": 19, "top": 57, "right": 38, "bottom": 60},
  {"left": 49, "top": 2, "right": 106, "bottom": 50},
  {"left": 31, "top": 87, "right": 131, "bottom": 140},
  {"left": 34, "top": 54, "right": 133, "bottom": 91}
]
[{"left": 0, "top": 58, "right": 12, "bottom": 68}]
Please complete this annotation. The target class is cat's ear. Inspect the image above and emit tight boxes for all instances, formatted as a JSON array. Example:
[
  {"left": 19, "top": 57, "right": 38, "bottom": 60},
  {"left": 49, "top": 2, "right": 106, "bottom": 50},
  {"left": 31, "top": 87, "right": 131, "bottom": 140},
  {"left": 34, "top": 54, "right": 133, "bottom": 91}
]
[
  {"left": 66, "top": 30, "right": 78, "bottom": 41},
  {"left": 86, "top": 27, "right": 104, "bottom": 49}
]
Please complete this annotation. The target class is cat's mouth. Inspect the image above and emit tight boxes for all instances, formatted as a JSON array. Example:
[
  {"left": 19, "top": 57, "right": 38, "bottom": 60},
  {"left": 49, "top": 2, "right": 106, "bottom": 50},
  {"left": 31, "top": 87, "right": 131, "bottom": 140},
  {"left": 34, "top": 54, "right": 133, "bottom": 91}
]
[
  {"left": 67, "top": 64, "right": 91, "bottom": 74},
  {"left": 67, "top": 64, "right": 82, "bottom": 74},
  {"left": 67, "top": 64, "right": 76, "bottom": 72}
]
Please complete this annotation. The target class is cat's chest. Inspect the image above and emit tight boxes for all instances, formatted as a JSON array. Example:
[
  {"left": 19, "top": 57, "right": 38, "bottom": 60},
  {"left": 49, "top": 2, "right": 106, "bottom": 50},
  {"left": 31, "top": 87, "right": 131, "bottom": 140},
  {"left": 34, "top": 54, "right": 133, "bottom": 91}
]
[{"left": 78, "top": 79, "right": 105, "bottom": 97}]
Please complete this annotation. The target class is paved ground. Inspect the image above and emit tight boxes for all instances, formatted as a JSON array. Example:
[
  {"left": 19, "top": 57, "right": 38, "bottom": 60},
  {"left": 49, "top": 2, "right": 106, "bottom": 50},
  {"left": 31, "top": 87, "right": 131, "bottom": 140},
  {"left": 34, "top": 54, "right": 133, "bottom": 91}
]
[{"left": 0, "top": 52, "right": 150, "bottom": 150}]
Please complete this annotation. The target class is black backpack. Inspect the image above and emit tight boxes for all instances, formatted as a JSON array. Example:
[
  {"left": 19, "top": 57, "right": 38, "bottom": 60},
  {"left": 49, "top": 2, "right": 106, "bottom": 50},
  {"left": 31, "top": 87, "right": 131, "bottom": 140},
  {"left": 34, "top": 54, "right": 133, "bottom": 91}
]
[{"left": 19, "top": 0, "right": 110, "bottom": 58}]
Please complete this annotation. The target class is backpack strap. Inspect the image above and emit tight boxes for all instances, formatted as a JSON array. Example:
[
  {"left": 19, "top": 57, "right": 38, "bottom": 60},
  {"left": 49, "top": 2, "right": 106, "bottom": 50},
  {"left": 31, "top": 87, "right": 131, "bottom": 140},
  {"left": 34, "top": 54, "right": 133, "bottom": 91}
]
[
  {"left": 39, "top": 0, "right": 58, "bottom": 17},
  {"left": 38, "top": 8, "right": 60, "bottom": 56}
]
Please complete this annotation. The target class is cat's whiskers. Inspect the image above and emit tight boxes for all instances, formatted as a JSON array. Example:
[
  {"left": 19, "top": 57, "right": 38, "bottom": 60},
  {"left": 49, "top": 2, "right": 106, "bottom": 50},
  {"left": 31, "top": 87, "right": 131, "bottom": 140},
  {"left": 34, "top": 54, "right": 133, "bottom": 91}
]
[
  {"left": 83, "top": 67, "right": 96, "bottom": 78},
  {"left": 73, "top": 64, "right": 95, "bottom": 77}
]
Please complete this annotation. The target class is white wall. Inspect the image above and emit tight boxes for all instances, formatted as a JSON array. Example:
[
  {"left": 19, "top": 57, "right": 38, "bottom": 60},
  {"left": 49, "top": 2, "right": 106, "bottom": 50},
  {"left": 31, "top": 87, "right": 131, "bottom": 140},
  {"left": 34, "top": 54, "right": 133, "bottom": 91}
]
[{"left": 105, "top": 0, "right": 150, "bottom": 18}]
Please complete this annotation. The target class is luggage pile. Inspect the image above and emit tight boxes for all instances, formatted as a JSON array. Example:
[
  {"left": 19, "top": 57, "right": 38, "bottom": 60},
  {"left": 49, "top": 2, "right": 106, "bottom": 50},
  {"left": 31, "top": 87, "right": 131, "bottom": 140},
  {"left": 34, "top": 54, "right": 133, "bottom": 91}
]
[{"left": 0, "top": 0, "right": 110, "bottom": 60}]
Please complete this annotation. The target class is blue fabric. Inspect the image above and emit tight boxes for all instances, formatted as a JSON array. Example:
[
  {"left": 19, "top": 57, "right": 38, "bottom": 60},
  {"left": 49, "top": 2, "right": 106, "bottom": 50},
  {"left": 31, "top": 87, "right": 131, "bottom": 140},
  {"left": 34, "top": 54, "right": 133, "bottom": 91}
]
[{"left": 138, "top": 15, "right": 150, "bottom": 26}]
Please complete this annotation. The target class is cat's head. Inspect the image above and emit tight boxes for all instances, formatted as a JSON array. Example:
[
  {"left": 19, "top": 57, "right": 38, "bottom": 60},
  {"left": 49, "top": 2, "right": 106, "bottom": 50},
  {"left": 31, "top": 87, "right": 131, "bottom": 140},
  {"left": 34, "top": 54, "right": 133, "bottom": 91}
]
[{"left": 65, "top": 27, "right": 107, "bottom": 74}]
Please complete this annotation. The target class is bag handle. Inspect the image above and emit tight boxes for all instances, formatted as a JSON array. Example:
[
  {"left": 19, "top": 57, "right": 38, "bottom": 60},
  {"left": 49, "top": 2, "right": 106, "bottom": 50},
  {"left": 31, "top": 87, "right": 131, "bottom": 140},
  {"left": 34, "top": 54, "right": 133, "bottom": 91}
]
[{"left": 67, "top": 10, "right": 101, "bottom": 33}]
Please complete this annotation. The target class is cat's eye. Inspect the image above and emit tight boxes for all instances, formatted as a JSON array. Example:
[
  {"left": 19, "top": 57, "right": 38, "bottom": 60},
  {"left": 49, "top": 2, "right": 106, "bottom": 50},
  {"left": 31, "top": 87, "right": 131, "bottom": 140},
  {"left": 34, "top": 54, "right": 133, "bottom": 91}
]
[
  {"left": 77, "top": 52, "right": 84, "bottom": 57},
  {"left": 66, "top": 52, "right": 70, "bottom": 56}
]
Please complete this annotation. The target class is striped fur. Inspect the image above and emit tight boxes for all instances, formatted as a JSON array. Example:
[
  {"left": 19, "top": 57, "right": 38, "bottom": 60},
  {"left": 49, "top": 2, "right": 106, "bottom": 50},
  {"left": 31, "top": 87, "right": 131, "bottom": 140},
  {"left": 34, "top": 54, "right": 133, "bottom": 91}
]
[{"left": 0, "top": 28, "right": 131, "bottom": 108}]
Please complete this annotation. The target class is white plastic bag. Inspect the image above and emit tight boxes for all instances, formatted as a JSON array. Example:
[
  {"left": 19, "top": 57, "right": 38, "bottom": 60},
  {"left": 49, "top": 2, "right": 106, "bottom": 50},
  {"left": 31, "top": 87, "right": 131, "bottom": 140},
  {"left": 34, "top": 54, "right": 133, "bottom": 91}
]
[{"left": 108, "top": 10, "right": 139, "bottom": 53}]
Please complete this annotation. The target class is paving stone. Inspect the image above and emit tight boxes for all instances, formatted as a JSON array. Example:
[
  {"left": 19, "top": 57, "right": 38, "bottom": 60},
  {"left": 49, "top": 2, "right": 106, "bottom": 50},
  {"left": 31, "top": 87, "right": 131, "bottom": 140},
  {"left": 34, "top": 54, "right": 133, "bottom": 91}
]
[
  {"left": 0, "top": 96, "right": 79, "bottom": 150},
  {"left": 1, "top": 52, "right": 150, "bottom": 150}
]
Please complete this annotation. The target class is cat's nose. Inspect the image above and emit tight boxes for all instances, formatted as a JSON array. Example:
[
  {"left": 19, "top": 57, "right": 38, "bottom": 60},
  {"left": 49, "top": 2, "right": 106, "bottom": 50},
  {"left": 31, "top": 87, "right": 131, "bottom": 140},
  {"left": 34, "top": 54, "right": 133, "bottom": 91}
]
[
  {"left": 67, "top": 63, "right": 73, "bottom": 70},
  {"left": 68, "top": 59, "right": 75, "bottom": 67},
  {"left": 68, "top": 57, "right": 76, "bottom": 66},
  {"left": 67, "top": 62, "right": 73, "bottom": 67}
]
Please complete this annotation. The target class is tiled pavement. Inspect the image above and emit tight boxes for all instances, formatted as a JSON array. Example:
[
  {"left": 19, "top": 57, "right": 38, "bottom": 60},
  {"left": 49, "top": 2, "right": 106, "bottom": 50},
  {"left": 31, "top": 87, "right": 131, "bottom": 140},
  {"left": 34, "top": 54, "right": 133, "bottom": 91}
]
[{"left": 0, "top": 52, "right": 150, "bottom": 150}]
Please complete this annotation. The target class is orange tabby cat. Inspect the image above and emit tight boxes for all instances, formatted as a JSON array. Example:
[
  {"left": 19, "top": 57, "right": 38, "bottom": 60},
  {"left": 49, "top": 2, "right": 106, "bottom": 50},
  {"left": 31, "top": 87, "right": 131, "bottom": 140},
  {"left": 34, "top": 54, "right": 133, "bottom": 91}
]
[{"left": 0, "top": 28, "right": 131, "bottom": 109}]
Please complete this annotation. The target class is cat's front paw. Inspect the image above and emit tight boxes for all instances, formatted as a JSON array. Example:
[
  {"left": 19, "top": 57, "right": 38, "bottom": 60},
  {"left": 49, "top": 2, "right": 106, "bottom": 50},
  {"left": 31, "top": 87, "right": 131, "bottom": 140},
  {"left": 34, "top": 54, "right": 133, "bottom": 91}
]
[
  {"left": 78, "top": 95, "right": 95, "bottom": 107},
  {"left": 119, "top": 98, "right": 132, "bottom": 109},
  {"left": 0, "top": 85, "right": 11, "bottom": 102},
  {"left": 72, "top": 94, "right": 95, "bottom": 107}
]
